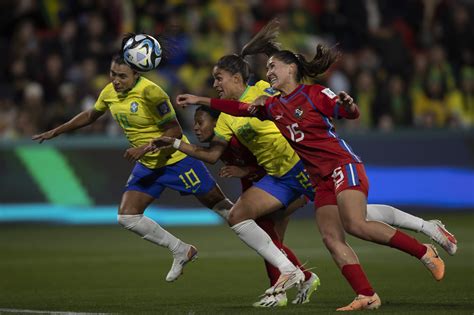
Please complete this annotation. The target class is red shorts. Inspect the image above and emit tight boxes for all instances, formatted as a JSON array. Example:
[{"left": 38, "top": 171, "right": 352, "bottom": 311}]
[{"left": 314, "top": 163, "right": 369, "bottom": 209}]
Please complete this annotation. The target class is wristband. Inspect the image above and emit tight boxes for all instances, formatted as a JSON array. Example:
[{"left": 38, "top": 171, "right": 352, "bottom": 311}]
[{"left": 172, "top": 138, "right": 182, "bottom": 149}]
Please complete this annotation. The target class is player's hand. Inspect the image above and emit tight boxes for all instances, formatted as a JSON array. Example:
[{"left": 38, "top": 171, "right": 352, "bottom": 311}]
[
  {"left": 145, "top": 136, "right": 174, "bottom": 153},
  {"left": 123, "top": 146, "right": 147, "bottom": 162},
  {"left": 338, "top": 91, "right": 355, "bottom": 112},
  {"left": 219, "top": 165, "right": 250, "bottom": 179},
  {"left": 32, "top": 130, "right": 57, "bottom": 143},
  {"left": 176, "top": 94, "right": 200, "bottom": 108},
  {"left": 248, "top": 95, "right": 268, "bottom": 115}
]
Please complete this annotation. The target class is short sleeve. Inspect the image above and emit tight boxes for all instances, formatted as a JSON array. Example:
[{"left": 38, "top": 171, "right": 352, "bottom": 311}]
[
  {"left": 144, "top": 84, "right": 176, "bottom": 126},
  {"left": 93, "top": 88, "right": 109, "bottom": 112},
  {"left": 310, "top": 85, "right": 339, "bottom": 118},
  {"left": 214, "top": 114, "right": 233, "bottom": 142}
]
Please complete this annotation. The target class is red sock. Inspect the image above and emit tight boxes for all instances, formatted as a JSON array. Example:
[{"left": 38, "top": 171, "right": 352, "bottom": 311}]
[
  {"left": 256, "top": 218, "right": 282, "bottom": 286},
  {"left": 341, "top": 264, "right": 375, "bottom": 296},
  {"left": 389, "top": 230, "right": 427, "bottom": 259},
  {"left": 263, "top": 260, "right": 281, "bottom": 286},
  {"left": 282, "top": 244, "right": 312, "bottom": 281}
]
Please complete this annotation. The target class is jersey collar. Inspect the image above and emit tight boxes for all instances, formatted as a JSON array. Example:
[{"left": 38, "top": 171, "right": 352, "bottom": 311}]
[
  {"left": 280, "top": 84, "right": 305, "bottom": 103},
  {"left": 119, "top": 77, "right": 142, "bottom": 96},
  {"left": 238, "top": 85, "right": 251, "bottom": 101}
]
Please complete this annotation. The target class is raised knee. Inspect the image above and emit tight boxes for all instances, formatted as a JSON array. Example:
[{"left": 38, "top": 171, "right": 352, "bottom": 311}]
[
  {"left": 228, "top": 205, "right": 251, "bottom": 226},
  {"left": 227, "top": 209, "right": 239, "bottom": 226},
  {"left": 343, "top": 220, "right": 366, "bottom": 237}
]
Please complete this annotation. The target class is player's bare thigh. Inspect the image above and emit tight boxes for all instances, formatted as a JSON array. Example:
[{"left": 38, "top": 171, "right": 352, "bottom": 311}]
[
  {"left": 228, "top": 186, "right": 283, "bottom": 225},
  {"left": 118, "top": 190, "right": 155, "bottom": 215},
  {"left": 337, "top": 189, "right": 395, "bottom": 242},
  {"left": 270, "top": 196, "right": 306, "bottom": 241}
]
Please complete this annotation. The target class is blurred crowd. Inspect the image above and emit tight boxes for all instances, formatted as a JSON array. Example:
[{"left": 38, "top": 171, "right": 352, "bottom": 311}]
[{"left": 0, "top": 0, "right": 472, "bottom": 139}]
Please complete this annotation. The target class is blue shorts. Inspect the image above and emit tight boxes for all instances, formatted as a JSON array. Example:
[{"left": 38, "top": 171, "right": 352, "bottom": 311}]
[
  {"left": 254, "top": 160, "right": 315, "bottom": 208},
  {"left": 125, "top": 156, "right": 217, "bottom": 199}
]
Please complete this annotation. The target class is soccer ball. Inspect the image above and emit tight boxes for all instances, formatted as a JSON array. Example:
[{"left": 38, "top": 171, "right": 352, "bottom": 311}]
[{"left": 123, "top": 34, "right": 162, "bottom": 72}]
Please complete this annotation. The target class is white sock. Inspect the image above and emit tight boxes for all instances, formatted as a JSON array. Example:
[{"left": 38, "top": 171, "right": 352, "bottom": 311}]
[
  {"left": 366, "top": 204, "right": 424, "bottom": 232},
  {"left": 231, "top": 219, "right": 295, "bottom": 273},
  {"left": 117, "top": 214, "right": 184, "bottom": 254},
  {"left": 212, "top": 198, "right": 232, "bottom": 220}
]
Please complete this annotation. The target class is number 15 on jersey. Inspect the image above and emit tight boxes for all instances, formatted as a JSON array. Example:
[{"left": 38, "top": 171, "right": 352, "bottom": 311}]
[{"left": 286, "top": 123, "right": 304, "bottom": 142}]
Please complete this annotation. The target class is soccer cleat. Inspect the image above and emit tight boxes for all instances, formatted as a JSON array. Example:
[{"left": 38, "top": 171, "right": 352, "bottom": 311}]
[
  {"left": 421, "top": 244, "right": 445, "bottom": 281},
  {"left": 265, "top": 267, "right": 305, "bottom": 295},
  {"left": 336, "top": 293, "right": 381, "bottom": 311},
  {"left": 292, "top": 272, "right": 321, "bottom": 304},
  {"left": 252, "top": 292, "right": 287, "bottom": 308},
  {"left": 429, "top": 220, "right": 457, "bottom": 256},
  {"left": 165, "top": 244, "right": 198, "bottom": 282}
]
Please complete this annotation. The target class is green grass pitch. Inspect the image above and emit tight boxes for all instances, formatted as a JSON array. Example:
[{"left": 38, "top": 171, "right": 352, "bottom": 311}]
[{"left": 0, "top": 212, "right": 473, "bottom": 314}]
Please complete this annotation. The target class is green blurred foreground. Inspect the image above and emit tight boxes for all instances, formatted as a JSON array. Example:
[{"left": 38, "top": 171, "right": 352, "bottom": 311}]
[{"left": 0, "top": 213, "right": 473, "bottom": 314}]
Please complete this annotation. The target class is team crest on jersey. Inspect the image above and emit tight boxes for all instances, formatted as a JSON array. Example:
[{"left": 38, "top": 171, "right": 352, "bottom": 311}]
[
  {"left": 264, "top": 87, "right": 277, "bottom": 95},
  {"left": 130, "top": 102, "right": 139, "bottom": 113},
  {"left": 157, "top": 102, "right": 171, "bottom": 116},
  {"left": 294, "top": 107, "right": 304, "bottom": 119}
]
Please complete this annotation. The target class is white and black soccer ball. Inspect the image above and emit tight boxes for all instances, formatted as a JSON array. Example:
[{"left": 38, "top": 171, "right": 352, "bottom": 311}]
[{"left": 123, "top": 34, "right": 162, "bottom": 72}]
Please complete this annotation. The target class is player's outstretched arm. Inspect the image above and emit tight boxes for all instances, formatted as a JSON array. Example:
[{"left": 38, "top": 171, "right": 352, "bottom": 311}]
[
  {"left": 219, "top": 165, "right": 256, "bottom": 179},
  {"left": 32, "top": 108, "right": 104, "bottom": 143},
  {"left": 123, "top": 144, "right": 151, "bottom": 162},
  {"left": 147, "top": 135, "right": 227, "bottom": 164},
  {"left": 176, "top": 94, "right": 211, "bottom": 108},
  {"left": 127, "top": 118, "right": 184, "bottom": 162}
]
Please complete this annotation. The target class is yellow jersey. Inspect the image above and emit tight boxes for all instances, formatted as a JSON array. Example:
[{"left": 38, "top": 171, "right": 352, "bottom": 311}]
[
  {"left": 94, "top": 76, "right": 187, "bottom": 169},
  {"left": 214, "top": 80, "right": 300, "bottom": 176}
]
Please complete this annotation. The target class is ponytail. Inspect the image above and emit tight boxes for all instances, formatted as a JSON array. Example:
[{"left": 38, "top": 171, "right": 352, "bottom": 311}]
[
  {"left": 241, "top": 18, "right": 281, "bottom": 57},
  {"left": 239, "top": 18, "right": 339, "bottom": 82},
  {"left": 292, "top": 44, "right": 339, "bottom": 81},
  {"left": 213, "top": 18, "right": 282, "bottom": 83}
]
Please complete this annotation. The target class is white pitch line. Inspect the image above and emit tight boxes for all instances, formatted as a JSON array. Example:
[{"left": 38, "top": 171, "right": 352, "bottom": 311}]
[{"left": 0, "top": 309, "right": 110, "bottom": 315}]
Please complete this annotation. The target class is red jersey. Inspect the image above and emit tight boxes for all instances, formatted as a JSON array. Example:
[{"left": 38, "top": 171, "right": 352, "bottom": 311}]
[
  {"left": 211, "top": 84, "right": 362, "bottom": 179},
  {"left": 220, "top": 135, "right": 266, "bottom": 191}
]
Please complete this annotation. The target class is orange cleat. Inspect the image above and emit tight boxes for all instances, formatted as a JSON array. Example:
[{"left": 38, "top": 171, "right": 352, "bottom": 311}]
[
  {"left": 421, "top": 244, "right": 445, "bottom": 281},
  {"left": 336, "top": 293, "right": 381, "bottom": 311}
]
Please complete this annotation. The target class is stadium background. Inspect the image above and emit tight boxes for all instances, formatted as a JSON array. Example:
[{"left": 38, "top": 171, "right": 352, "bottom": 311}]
[
  {"left": 0, "top": 0, "right": 472, "bottom": 223},
  {"left": 0, "top": 1, "right": 473, "bottom": 314}
]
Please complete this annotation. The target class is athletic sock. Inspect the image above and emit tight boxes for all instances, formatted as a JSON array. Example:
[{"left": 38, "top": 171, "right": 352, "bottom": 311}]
[
  {"left": 366, "top": 204, "right": 424, "bottom": 232},
  {"left": 256, "top": 218, "right": 312, "bottom": 284},
  {"left": 341, "top": 264, "right": 375, "bottom": 296},
  {"left": 389, "top": 229, "right": 428, "bottom": 259},
  {"left": 282, "top": 244, "right": 312, "bottom": 281},
  {"left": 256, "top": 218, "right": 283, "bottom": 285},
  {"left": 231, "top": 219, "right": 296, "bottom": 274},
  {"left": 117, "top": 214, "right": 184, "bottom": 254}
]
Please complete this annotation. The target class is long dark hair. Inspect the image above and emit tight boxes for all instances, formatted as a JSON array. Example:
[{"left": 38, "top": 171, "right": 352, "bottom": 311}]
[
  {"left": 214, "top": 18, "right": 281, "bottom": 83},
  {"left": 271, "top": 45, "right": 339, "bottom": 81},
  {"left": 239, "top": 19, "right": 339, "bottom": 82}
]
